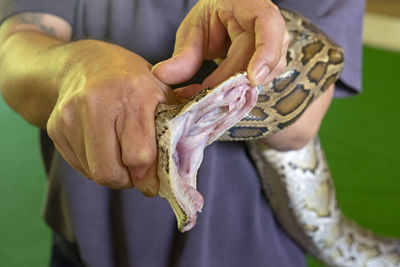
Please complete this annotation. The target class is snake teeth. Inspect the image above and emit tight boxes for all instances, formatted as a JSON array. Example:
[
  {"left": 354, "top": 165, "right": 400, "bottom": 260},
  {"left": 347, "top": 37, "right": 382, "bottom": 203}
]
[{"left": 156, "top": 72, "right": 258, "bottom": 232}]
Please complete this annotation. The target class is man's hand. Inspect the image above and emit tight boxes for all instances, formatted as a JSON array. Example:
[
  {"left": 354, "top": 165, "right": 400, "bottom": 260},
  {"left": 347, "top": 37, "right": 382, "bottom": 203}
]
[
  {"left": 152, "top": 0, "right": 289, "bottom": 93},
  {"left": 0, "top": 14, "right": 175, "bottom": 195},
  {"left": 45, "top": 40, "right": 173, "bottom": 194}
]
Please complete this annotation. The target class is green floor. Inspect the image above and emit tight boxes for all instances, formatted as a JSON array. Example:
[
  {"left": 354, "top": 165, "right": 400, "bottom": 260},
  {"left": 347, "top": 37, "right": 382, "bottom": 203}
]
[{"left": 0, "top": 46, "right": 399, "bottom": 266}]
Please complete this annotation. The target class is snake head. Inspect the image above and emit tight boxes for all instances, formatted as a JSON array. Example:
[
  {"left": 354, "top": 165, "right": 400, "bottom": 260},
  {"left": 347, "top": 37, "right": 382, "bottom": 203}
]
[{"left": 155, "top": 72, "right": 258, "bottom": 232}]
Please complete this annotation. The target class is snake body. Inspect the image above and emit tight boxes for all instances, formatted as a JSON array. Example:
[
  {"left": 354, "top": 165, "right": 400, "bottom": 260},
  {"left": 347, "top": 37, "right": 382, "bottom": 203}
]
[
  {"left": 219, "top": 9, "right": 344, "bottom": 141},
  {"left": 248, "top": 138, "right": 400, "bottom": 267},
  {"left": 155, "top": 9, "right": 400, "bottom": 267}
]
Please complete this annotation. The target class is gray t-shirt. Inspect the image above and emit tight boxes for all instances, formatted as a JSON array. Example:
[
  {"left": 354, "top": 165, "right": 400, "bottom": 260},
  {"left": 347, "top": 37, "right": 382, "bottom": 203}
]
[{"left": 0, "top": 0, "right": 365, "bottom": 266}]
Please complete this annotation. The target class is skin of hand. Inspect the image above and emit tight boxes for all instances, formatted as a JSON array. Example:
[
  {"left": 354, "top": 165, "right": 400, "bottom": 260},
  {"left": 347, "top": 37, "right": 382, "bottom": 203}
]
[
  {"left": 152, "top": 0, "right": 289, "bottom": 90},
  {"left": 47, "top": 41, "right": 172, "bottom": 194},
  {"left": 152, "top": 0, "right": 335, "bottom": 151},
  {"left": 0, "top": 13, "right": 173, "bottom": 195}
]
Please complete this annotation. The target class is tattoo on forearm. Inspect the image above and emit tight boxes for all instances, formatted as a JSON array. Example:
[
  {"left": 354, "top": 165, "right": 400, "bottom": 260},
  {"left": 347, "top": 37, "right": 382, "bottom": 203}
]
[{"left": 17, "top": 14, "right": 56, "bottom": 37}]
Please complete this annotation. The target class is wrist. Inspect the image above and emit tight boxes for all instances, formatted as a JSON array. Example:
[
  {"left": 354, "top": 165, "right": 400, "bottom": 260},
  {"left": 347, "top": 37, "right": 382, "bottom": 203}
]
[{"left": 0, "top": 31, "right": 65, "bottom": 127}]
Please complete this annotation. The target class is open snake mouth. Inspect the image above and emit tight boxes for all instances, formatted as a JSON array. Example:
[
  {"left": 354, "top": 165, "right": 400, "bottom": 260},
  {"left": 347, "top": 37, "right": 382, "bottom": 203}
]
[{"left": 157, "top": 73, "right": 258, "bottom": 231}]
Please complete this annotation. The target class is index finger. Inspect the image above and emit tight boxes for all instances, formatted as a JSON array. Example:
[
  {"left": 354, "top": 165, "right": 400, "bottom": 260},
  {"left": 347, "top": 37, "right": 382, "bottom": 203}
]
[{"left": 229, "top": 2, "right": 287, "bottom": 85}]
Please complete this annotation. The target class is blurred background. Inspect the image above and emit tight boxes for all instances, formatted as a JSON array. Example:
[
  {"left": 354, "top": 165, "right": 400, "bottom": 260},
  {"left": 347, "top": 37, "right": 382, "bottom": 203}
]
[{"left": 0, "top": 0, "right": 399, "bottom": 266}]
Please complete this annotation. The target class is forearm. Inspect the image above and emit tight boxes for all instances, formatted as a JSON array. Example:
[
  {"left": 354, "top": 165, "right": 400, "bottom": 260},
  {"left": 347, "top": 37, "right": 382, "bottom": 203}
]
[
  {"left": 0, "top": 29, "right": 140, "bottom": 128},
  {"left": 262, "top": 84, "right": 335, "bottom": 151},
  {"left": 0, "top": 31, "right": 67, "bottom": 127}
]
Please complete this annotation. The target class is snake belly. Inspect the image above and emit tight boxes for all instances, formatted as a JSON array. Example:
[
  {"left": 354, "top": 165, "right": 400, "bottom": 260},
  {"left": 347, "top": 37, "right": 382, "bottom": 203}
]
[{"left": 155, "top": 8, "right": 400, "bottom": 267}]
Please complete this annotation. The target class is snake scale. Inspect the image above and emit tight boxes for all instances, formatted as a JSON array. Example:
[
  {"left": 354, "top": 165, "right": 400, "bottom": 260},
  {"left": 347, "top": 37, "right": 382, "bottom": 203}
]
[{"left": 155, "top": 9, "right": 400, "bottom": 267}]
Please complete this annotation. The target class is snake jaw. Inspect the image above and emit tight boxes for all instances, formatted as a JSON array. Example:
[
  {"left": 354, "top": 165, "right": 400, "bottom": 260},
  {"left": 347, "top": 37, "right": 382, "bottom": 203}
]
[{"left": 155, "top": 72, "right": 258, "bottom": 232}]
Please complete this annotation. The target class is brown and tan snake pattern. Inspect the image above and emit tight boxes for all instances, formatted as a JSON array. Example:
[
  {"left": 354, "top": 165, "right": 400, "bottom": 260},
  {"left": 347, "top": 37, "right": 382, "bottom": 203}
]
[
  {"left": 218, "top": 9, "right": 344, "bottom": 141},
  {"left": 155, "top": 9, "right": 400, "bottom": 266}
]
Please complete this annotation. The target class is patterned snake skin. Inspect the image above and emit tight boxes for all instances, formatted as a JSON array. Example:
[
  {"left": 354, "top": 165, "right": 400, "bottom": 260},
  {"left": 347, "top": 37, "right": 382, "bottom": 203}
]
[
  {"left": 248, "top": 138, "right": 400, "bottom": 267},
  {"left": 155, "top": 9, "right": 400, "bottom": 266},
  {"left": 218, "top": 9, "right": 344, "bottom": 141}
]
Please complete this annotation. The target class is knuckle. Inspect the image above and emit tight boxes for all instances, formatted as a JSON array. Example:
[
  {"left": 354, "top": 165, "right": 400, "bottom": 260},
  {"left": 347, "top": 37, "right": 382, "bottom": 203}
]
[
  {"left": 58, "top": 108, "right": 75, "bottom": 128},
  {"left": 123, "top": 145, "right": 156, "bottom": 169},
  {"left": 46, "top": 120, "right": 57, "bottom": 140},
  {"left": 51, "top": 97, "right": 80, "bottom": 130},
  {"left": 46, "top": 113, "right": 64, "bottom": 142}
]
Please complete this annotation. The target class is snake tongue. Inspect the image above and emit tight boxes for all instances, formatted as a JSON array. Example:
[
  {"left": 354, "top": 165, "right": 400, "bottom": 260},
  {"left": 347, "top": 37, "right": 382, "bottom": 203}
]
[{"left": 156, "top": 72, "right": 258, "bottom": 232}]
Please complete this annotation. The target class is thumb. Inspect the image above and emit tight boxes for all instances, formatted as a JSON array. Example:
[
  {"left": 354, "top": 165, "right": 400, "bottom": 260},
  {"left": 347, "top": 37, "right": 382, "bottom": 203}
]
[{"left": 152, "top": 16, "right": 204, "bottom": 85}]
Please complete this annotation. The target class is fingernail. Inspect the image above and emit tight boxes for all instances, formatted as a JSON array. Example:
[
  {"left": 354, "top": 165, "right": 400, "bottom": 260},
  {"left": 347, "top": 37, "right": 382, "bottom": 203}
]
[
  {"left": 253, "top": 65, "right": 270, "bottom": 86},
  {"left": 256, "top": 85, "right": 262, "bottom": 93},
  {"left": 150, "top": 63, "right": 159, "bottom": 74},
  {"left": 151, "top": 62, "right": 168, "bottom": 81},
  {"left": 151, "top": 62, "right": 166, "bottom": 78}
]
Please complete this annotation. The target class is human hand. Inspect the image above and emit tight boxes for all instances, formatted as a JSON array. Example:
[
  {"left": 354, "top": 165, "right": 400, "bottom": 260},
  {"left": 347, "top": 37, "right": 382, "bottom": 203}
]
[
  {"left": 47, "top": 40, "right": 173, "bottom": 195},
  {"left": 152, "top": 0, "right": 289, "bottom": 98}
]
